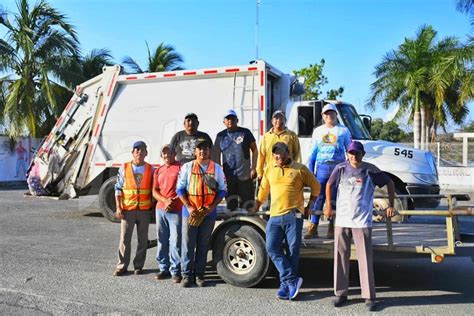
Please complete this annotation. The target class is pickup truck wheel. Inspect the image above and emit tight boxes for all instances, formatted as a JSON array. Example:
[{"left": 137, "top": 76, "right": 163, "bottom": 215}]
[
  {"left": 99, "top": 176, "right": 119, "bottom": 223},
  {"left": 213, "top": 224, "right": 269, "bottom": 288},
  {"left": 373, "top": 187, "right": 406, "bottom": 223}
]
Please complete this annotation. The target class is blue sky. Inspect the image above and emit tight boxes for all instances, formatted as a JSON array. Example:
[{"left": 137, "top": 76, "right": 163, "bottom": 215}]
[{"left": 1, "top": 0, "right": 472, "bottom": 128}]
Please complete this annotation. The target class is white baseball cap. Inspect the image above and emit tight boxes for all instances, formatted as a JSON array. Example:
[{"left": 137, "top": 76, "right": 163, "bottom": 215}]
[
  {"left": 224, "top": 109, "right": 238, "bottom": 119},
  {"left": 322, "top": 103, "right": 337, "bottom": 114}
]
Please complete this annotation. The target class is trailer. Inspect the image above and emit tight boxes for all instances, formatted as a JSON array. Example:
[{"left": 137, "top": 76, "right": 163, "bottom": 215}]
[
  {"left": 33, "top": 60, "right": 440, "bottom": 221},
  {"left": 209, "top": 194, "right": 474, "bottom": 287}
]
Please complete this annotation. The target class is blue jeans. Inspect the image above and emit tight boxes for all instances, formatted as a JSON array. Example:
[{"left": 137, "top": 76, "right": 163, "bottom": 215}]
[
  {"left": 266, "top": 211, "right": 303, "bottom": 284},
  {"left": 181, "top": 215, "right": 215, "bottom": 278},
  {"left": 156, "top": 209, "right": 182, "bottom": 276},
  {"left": 311, "top": 163, "right": 338, "bottom": 224}
]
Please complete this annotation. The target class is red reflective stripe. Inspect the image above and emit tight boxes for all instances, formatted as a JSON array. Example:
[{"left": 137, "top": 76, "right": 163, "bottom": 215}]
[
  {"left": 184, "top": 71, "right": 196, "bottom": 76},
  {"left": 94, "top": 124, "right": 100, "bottom": 137},
  {"left": 145, "top": 75, "right": 157, "bottom": 79},
  {"left": 95, "top": 163, "right": 106, "bottom": 166},
  {"left": 248, "top": 67, "right": 257, "bottom": 71},
  {"left": 100, "top": 103, "right": 107, "bottom": 117},
  {"left": 112, "top": 163, "right": 122, "bottom": 167},
  {"left": 260, "top": 95, "right": 264, "bottom": 111},
  {"left": 107, "top": 73, "right": 117, "bottom": 97},
  {"left": 164, "top": 73, "right": 176, "bottom": 77},
  {"left": 260, "top": 71, "right": 264, "bottom": 86},
  {"left": 55, "top": 116, "right": 63, "bottom": 128},
  {"left": 204, "top": 70, "right": 218, "bottom": 74},
  {"left": 65, "top": 100, "right": 74, "bottom": 111},
  {"left": 260, "top": 120, "right": 264, "bottom": 136},
  {"left": 225, "top": 68, "right": 240, "bottom": 72},
  {"left": 126, "top": 76, "right": 138, "bottom": 80}
]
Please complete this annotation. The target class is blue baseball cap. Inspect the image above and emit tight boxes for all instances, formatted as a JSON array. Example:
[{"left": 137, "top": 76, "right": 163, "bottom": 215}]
[
  {"left": 347, "top": 141, "right": 365, "bottom": 154},
  {"left": 224, "top": 109, "right": 238, "bottom": 119},
  {"left": 133, "top": 141, "right": 147, "bottom": 149}
]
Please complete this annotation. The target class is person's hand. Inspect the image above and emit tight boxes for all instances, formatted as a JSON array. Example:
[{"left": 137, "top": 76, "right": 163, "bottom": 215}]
[
  {"left": 304, "top": 205, "right": 312, "bottom": 219},
  {"left": 115, "top": 208, "right": 124, "bottom": 220},
  {"left": 163, "top": 197, "right": 174, "bottom": 211},
  {"left": 386, "top": 207, "right": 395, "bottom": 218},
  {"left": 257, "top": 175, "right": 262, "bottom": 181},
  {"left": 248, "top": 205, "right": 258, "bottom": 214},
  {"left": 186, "top": 204, "right": 197, "bottom": 215},
  {"left": 250, "top": 168, "right": 257, "bottom": 180},
  {"left": 324, "top": 205, "right": 333, "bottom": 220}
]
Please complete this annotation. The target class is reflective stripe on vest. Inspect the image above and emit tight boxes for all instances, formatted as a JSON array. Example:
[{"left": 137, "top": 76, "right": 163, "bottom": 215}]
[
  {"left": 188, "top": 161, "right": 217, "bottom": 210},
  {"left": 122, "top": 162, "right": 153, "bottom": 211}
]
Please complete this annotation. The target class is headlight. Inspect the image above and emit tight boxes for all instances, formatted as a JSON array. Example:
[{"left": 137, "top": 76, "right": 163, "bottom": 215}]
[{"left": 412, "top": 173, "right": 438, "bottom": 185}]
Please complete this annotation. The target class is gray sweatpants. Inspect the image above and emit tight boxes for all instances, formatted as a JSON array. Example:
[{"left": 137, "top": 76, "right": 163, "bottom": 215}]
[{"left": 334, "top": 226, "right": 375, "bottom": 299}]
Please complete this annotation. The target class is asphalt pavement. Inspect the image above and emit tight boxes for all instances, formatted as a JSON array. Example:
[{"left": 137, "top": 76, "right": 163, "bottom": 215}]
[{"left": 1, "top": 189, "right": 474, "bottom": 314}]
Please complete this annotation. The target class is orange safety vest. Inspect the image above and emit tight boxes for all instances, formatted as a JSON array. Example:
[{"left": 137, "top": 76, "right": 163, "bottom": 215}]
[
  {"left": 122, "top": 162, "right": 153, "bottom": 211},
  {"left": 188, "top": 161, "right": 217, "bottom": 210}
]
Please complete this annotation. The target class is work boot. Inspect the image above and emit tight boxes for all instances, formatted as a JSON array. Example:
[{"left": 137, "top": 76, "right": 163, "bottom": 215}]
[
  {"left": 333, "top": 295, "right": 348, "bottom": 307},
  {"left": 365, "top": 299, "right": 376, "bottom": 311},
  {"left": 326, "top": 221, "right": 334, "bottom": 238},
  {"left": 304, "top": 224, "right": 318, "bottom": 239}
]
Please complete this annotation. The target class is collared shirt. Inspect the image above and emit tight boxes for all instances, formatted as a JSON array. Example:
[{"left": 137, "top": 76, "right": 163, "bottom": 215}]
[
  {"left": 176, "top": 160, "right": 227, "bottom": 218},
  {"left": 153, "top": 161, "right": 183, "bottom": 211},
  {"left": 257, "top": 160, "right": 320, "bottom": 217},
  {"left": 256, "top": 128, "right": 301, "bottom": 178}
]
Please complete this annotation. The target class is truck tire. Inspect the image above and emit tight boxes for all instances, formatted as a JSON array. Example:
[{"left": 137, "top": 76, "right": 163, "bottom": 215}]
[
  {"left": 373, "top": 187, "right": 406, "bottom": 223},
  {"left": 213, "top": 224, "right": 269, "bottom": 288},
  {"left": 99, "top": 176, "right": 119, "bottom": 223}
]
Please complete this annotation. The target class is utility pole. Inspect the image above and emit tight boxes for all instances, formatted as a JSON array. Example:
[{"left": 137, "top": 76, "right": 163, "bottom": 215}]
[{"left": 256, "top": 0, "right": 260, "bottom": 59}]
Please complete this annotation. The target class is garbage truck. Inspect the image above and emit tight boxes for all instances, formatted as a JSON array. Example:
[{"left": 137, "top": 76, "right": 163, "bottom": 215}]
[{"left": 33, "top": 59, "right": 440, "bottom": 221}]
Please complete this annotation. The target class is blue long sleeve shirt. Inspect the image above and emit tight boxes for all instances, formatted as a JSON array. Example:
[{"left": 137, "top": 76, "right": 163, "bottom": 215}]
[{"left": 308, "top": 124, "right": 352, "bottom": 173}]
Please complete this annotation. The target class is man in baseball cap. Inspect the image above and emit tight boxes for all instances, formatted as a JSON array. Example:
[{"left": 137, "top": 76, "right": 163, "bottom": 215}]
[{"left": 213, "top": 108, "right": 258, "bottom": 212}]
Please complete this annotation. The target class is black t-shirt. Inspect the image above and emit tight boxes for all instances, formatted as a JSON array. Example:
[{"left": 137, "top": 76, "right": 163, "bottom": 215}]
[
  {"left": 214, "top": 127, "right": 256, "bottom": 180},
  {"left": 170, "top": 130, "right": 213, "bottom": 164}
]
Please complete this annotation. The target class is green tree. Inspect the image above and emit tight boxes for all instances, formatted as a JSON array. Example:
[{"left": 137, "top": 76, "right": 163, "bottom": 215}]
[
  {"left": 462, "top": 120, "right": 474, "bottom": 132},
  {"left": 122, "top": 42, "right": 184, "bottom": 73},
  {"left": 62, "top": 48, "right": 115, "bottom": 87},
  {"left": 0, "top": 0, "right": 80, "bottom": 138},
  {"left": 367, "top": 25, "right": 473, "bottom": 149},
  {"left": 293, "top": 59, "right": 344, "bottom": 100},
  {"left": 457, "top": 0, "right": 473, "bottom": 26},
  {"left": 370, "top": 118, "right": 407, "bottom": 142}
]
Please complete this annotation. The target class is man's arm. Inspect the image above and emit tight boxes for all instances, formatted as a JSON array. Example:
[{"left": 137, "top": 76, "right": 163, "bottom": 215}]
[
  {"left": 211, "top": 134, "right": 222, "bottom": 164},
  {"left": 292, "top": 134, "right": 302, "bottom": 163},
  {"left": 256, "top": 135, "right": 266, "bottom": 179},
  {"left": 114, "top": 167, "right": 125, "bottom": 219},
  {"left": 324, "top": 166, "right": 341, "bottom": 219},
  {"left": 152, "top": 168, "right": 174, "bottom": 210},
  {"left": 385, "top": 178, "right": 396, "bottom": 218},
  {"left": 250, "top": 170, "right": 270, "bottom": 213},
  {"left": 250, "top": 141, "right": 258, "bottom": 179},
  {"left": 302, "top": 167, "right": 320, "bottom": 217},
  {"left": 176, "top": 163, "right": 196, "bottom": 214}
]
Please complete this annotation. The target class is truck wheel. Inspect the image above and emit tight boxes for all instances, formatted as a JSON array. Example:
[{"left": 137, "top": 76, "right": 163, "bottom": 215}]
[
  {"left": 213, "top": 224, "right": 269, "bottom": 288},
  {"left": 99, "top": 176, "right": 119, "bottom": 223},
  {"left": 373, "top": 187, "right": 406, "bottom": 223}
]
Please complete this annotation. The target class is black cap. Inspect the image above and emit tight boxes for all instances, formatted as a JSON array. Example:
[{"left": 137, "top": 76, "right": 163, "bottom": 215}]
[
  {"left": 195, "top": 139, "right": 211, "bottom": 149},
  {"left": 184, "top": 112, "right": 198, "bottom": 120},
  {"left": 272, "top": 142, "right": 289, "bottom": 154}
]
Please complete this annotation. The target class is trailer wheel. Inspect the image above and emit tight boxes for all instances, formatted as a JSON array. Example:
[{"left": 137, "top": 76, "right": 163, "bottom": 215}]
[
  {"left": 373, "top": 187, "right": 406, "bottom": 223},
  {"left": 99, "top": 176, "right": 119, "bottom": 223},
  {"left": 213, "top": 224, "right": 269, "bottom": 288}
]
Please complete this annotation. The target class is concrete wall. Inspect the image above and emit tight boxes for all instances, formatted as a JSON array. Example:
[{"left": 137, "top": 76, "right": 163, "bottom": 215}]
[
  {"left": 438, "top": 166, "right": 474, "bottom": 192},
  {"left": 0, "top": 136, "right": 41, "bottom": 182}
]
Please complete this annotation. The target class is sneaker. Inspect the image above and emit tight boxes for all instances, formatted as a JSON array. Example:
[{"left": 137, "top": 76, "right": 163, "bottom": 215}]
[
  {"left": 155, "top": 270, "right": 171, "bottom": 280},
  {"left": 304, "top": 224, "right": 318, "bottom": 239},
  {"left": 326, "top": 221, "right": 335, "bottom": 238},
  {"left": 333, "top": 296, "right": 348, "bottom": 307},
  {"left": 276, "top": 282, "right": 289, "bottom": 300},
  {"left": 288, "top": 277, "right": 303, "bottom": 300},
  {"left": 196, "top": 276, "right": 206, "bottom": 287},
  {"left": 365, "top": 299, "right": 376, "bottom": 311},
  {"left": 171, "top": 275, "right": 182, "bottom": 283},
  {"left": 181, "top": 276, "right": 195, "bottom": 288}
]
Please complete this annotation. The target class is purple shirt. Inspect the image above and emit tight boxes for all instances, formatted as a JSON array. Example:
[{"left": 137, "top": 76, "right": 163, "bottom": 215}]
[{"left": 328, "top": 161, "right": 390, "bottom": 228}]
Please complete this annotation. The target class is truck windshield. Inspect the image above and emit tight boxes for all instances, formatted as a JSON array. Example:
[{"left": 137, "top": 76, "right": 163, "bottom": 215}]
[{"left": 336, "top": 103, "right": 372, "bottom": 140}]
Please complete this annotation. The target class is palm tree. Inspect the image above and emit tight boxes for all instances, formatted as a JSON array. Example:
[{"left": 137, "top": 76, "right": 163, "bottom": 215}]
[
  {"left": 0, "top": 0, "right": 80, "bottom": 138},
  {"left": 122, "top": 42, "right": 184, "bottom": 74},
  {"left": 62, "top": 48, "right": 115, "bottom": 87},
  {"left": 367, "top": 25, "right": 473, "bottom": 149}
]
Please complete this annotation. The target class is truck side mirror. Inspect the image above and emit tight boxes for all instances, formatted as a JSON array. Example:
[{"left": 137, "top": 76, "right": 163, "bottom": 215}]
[{"left": 361, "top": 115, "right": 372, "bottom": 134}]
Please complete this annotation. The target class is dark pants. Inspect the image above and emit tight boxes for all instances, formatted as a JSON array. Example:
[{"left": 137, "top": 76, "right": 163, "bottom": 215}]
[
  {"left": 334, "top": 226, "right": 375, "bottom": 299},
  {"left": 225, "top": 176, "right": 255, "bottom": 211}
]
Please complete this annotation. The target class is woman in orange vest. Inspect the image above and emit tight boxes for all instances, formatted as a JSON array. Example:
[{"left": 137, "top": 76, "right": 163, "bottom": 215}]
[
  {"left": 113, "top": 141, "right": 154, "bottom": 276},
  {"left": 177, "top": 139, "right": 227, "bottom": 287}
]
